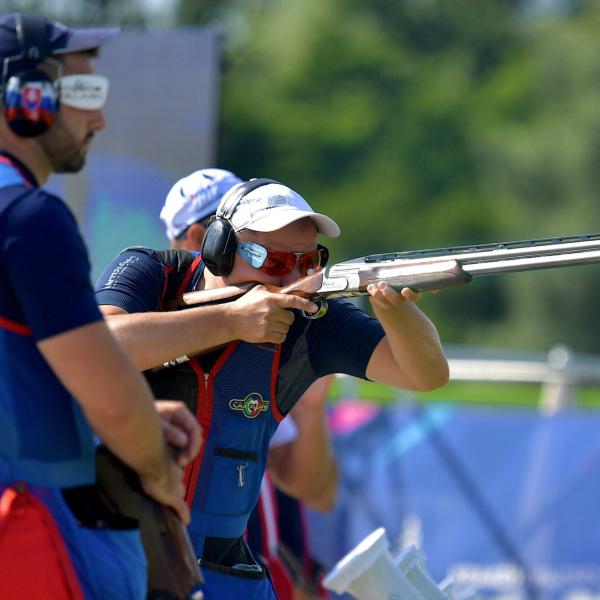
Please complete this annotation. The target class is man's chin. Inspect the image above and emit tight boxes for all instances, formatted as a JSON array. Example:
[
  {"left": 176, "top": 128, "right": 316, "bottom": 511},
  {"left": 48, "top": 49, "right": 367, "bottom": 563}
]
[{"left": 52, "top": 155, "right": 87, "bottom": 174}]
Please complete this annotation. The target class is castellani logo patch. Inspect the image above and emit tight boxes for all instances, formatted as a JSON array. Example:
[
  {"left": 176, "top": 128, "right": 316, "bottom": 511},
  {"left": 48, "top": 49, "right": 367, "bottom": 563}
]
[{"left": 229, "top": 392, "right": 269, "bottom": 419}]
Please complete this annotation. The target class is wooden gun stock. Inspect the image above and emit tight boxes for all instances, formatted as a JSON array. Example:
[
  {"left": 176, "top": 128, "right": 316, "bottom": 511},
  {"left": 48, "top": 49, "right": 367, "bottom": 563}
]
[{"left": 95, "top": 447, "right": 202, "bottom": 600}]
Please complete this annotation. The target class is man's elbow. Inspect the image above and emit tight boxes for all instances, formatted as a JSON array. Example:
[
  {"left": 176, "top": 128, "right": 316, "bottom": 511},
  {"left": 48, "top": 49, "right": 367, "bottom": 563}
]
[{"left": 412, "top": 360, "right": 450, "bottom": 392}]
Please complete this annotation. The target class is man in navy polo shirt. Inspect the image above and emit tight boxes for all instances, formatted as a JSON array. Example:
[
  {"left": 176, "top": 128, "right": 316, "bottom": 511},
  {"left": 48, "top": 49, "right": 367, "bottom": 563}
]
[
  {"left": 161, "top": 168, "right": 337, "bottom": 599},
  {"left": 0, "top": 13, "right": 200, "bottom": 599}
]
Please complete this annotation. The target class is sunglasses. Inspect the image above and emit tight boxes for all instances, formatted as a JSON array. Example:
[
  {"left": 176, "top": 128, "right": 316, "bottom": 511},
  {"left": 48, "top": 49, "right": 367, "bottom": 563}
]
[
  {"left": 238, "top": 242, "right": 329, "bottom": 277},
  {"left": 58, "top": 74, "right": 110, "bottom": 111}
]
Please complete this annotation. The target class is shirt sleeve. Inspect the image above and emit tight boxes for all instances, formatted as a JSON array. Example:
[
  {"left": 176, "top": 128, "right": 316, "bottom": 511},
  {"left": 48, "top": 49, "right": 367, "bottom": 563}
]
[
  {"left": 269, "top": 416, "right": 298, "bottom": 448},
  {"left": 307, "top": 299, "right": 385, "bottom": 380},
  {"left": 95, "top": 247, "right": 167, "bottom": 313},
  {"left": 276, "top": 299, "right": 385, "bottom": 415},
  {"left": 2, "top": 189, "right": 102, "bottom": 341}
]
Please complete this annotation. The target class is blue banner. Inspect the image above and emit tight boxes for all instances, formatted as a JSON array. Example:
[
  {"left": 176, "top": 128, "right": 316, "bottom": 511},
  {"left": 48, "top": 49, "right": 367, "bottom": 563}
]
[{"left": 309, "top": 401, "right": 600, "bottom": 599}]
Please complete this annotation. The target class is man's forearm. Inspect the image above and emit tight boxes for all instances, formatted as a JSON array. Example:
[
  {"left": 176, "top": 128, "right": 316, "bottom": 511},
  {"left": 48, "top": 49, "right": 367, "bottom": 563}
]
[
  {"left": 102, "top": 305, "right": 236, "bottom": 370},
  {"left": 367, "top": 301, "right": 449, "bottom": 391},
  {"left": 269, "top": 405, "right": 338, "bottom": 510}
]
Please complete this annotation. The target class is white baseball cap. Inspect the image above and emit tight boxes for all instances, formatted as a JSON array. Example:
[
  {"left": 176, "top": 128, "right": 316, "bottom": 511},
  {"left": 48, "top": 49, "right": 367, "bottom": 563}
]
[
  {"left": 160, "top": 168, "right": 243, "bottom": 241},
  {"left": 222, "top": 182, "right": 341, "bottom": 238}
]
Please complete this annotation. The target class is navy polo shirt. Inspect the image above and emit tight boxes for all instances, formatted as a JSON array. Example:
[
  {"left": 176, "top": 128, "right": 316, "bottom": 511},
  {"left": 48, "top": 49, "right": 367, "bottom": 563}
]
[{"left": 0, "top": 152, "right": 101, "bottom": 486}]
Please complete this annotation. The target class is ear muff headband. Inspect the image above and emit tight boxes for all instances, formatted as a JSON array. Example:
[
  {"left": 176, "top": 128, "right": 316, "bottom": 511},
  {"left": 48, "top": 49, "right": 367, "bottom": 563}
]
[
  {"left": 17, "top": 13, "right": 49, "bottom": 63},
  {"left": 201, "top": 178, "right": 281, "bottom": 276},
  {"left": 2, "top": 13, "right": 59, "bottom": 137},
  {"left": 217, "top": 178, "right": 281, "bottom": 221}
]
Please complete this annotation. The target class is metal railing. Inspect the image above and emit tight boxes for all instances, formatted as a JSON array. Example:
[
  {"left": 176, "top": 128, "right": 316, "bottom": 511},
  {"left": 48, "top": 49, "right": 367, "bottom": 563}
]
[
  {"left": 336, "top": 344, "right": 600, "bottom": 414},
  {"left": 444, "top": 344, "right": 600, "bottom": 414}
]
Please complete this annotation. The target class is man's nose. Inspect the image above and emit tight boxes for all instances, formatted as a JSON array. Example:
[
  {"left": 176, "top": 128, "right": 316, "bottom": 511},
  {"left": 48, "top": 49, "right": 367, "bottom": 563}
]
[{"left": 90, "top": 109, "right": 106, "bottom": 132}]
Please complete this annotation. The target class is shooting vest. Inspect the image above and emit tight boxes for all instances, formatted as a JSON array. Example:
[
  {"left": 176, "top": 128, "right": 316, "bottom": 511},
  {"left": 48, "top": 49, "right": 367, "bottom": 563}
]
[
  {"left": 144, "top": 252, "right": 284, "bottom": 559},
  {"left": 0, "top": 156, "right": 95, "bottom": 488}
]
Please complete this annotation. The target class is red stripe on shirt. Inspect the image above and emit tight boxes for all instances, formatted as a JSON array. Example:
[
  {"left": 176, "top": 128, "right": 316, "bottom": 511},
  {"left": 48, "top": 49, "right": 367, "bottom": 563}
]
[
  {"left": 0, "top": 315, "right": 32, "bottom": 336},
  {"left": 270, "top": 346, "right": 284, "bottom": 421},
  {"left": 0, "top": 155, "right": 34, "bottom": 188},
  {"left": 175, "top": 254, "right": 203, "bottom": 298}
]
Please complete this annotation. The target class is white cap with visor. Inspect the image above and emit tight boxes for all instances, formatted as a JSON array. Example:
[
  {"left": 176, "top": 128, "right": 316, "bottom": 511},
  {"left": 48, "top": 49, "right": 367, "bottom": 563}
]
[{"left": 222, "top": 182, "right": 341, "bottom": 238}]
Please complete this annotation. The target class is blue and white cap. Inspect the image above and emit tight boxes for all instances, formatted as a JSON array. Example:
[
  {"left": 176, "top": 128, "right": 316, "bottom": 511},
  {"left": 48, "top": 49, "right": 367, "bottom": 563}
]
[{"left": 161, "top": 168, "right": 243, "bottom": 240}]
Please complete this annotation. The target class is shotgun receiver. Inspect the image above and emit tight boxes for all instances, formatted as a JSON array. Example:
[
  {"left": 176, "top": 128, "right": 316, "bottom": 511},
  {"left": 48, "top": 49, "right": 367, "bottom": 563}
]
[{"left": 175, "top": 233, "right": 600, "bottom": 317}]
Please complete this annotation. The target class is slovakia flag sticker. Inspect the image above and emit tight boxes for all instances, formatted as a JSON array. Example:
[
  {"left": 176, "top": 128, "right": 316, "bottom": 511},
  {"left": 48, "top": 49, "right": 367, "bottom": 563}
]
[{"left": 23, "top": 85, "right": 42, "bottom": 110}]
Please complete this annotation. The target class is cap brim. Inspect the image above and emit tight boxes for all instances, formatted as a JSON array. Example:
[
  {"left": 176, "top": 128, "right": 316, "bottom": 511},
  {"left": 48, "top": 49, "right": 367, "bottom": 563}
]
[
  {"left": 240, "top": 208, "right": 341, "bottom": 238},
  {"left": 52, "top": 27, "right": 120, "bottom": 55}
]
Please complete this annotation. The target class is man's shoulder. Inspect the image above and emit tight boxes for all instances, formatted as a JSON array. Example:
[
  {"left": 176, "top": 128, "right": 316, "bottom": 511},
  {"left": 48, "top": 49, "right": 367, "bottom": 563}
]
[
  {"left": 153, "top": 248, "right": 201, "bottom": 270},
  {"left": 0, "top": 183, "right": 64, "bottom": 218},
  {"left": 96, "top": 246, "right": 202, "bottom": 308},
  {"left": 0, "top": 185, "right": 75, "bottom": 235},
  {"left": 113, "top": 247, "right": 201, "bottom": 277}
]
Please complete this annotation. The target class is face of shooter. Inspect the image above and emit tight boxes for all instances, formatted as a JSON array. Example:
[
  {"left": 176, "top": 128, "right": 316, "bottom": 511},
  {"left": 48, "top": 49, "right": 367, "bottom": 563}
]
[
  {"left": 38, "top": 52, "right": 106, "bottom": 173},
  {"left": 225, "top": 218, "right": 319, "bottom": 288}
]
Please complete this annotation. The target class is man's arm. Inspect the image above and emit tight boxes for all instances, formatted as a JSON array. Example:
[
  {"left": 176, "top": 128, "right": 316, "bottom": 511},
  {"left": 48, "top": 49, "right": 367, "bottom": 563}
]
[
  {"left": 100, "top": 303, "right": 237, "bottom": 370},
  {"left": 38, "top": 320, "right": 190, "bottom": 523},
  {"left": 267, "top": 376, "right": 338, "bottom": 511},
  {"left": 100, "top": 285, "right": 318, "bottom": 371},
  {"left": 365, "top": 282, "right": 449, "bottom": 391}
]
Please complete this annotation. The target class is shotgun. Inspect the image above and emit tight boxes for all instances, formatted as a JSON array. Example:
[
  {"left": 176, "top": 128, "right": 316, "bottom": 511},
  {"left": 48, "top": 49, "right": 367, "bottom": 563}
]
[
  {"left": 174, "top": 233, "right": 600, "bottom": 318},
  {"left": 95, "top": 446, "right": 203, "bottom": 599}
]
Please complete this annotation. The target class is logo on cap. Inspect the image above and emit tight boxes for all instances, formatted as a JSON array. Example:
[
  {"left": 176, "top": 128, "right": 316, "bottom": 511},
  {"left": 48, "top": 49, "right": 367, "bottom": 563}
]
[{"left": 229, "top": 392, "right": 269, "bottom": 419}]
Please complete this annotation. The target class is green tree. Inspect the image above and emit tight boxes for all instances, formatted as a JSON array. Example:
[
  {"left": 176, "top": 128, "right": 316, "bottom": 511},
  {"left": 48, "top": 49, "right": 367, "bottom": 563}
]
[{"left": 471, "top": 0, "right": 600, "bottom": 350}]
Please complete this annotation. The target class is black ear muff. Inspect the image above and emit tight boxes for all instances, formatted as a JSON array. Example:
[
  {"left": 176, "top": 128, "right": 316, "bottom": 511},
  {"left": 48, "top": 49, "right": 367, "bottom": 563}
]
[
  {"left": 201, "top": 216, "right": 238, "bottom": 276},
  {"left": 2, "top": 14, "right": 58, "bottom": 137},
  {"left": 201, "top": 178, "right": 281, "bottom": 276}
]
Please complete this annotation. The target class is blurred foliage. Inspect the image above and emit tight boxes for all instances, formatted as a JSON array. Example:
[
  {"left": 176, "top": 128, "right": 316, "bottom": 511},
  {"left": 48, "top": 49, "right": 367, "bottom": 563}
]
[
  {"left": 0, "top": 0, "right": 148, "bottom": 26},
  {"left": 173, "top": 0, "right": 600, "bottom": 352}
]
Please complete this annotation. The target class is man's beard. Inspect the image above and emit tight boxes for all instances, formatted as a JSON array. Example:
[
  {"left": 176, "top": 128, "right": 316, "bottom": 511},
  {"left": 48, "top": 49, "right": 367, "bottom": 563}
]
[{"left": 38, "top": 116, "right": 93, "bottom": 173}]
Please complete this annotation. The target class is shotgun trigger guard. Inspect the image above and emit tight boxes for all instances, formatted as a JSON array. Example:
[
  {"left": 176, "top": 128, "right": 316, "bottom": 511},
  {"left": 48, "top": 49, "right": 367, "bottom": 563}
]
[{"left": 302, "top": 299, "right": 328, "bottom": 320}]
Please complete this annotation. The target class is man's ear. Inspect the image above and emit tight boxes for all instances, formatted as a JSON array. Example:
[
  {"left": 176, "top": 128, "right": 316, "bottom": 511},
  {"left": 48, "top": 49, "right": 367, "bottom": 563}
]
[{"left": 186, "top": 223, "right": 207, "bottom": 251}]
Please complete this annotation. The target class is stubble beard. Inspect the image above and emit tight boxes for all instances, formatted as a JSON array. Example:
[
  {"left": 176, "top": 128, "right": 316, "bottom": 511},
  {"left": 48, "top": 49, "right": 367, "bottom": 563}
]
[{"left": 38, "top": 115, "right": 93, "bottom": 174}]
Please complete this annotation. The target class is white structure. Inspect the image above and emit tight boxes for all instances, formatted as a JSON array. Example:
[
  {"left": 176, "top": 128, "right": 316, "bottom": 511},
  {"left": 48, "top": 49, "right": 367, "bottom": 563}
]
[{"left": 323, "top": 527, "right": 459, "bottom": 600}]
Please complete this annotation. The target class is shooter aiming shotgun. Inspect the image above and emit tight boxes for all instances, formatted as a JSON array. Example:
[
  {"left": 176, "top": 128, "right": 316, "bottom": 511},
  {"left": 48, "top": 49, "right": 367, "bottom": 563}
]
[{"left": 174, "top": 233, "right": 600, "bottom": 318}]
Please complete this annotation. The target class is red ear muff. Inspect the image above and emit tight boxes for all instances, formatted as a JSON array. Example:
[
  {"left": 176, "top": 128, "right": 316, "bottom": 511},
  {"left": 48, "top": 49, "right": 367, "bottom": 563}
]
[{"left": 3, "top": 67, "right": 58, "bottom": 137}]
